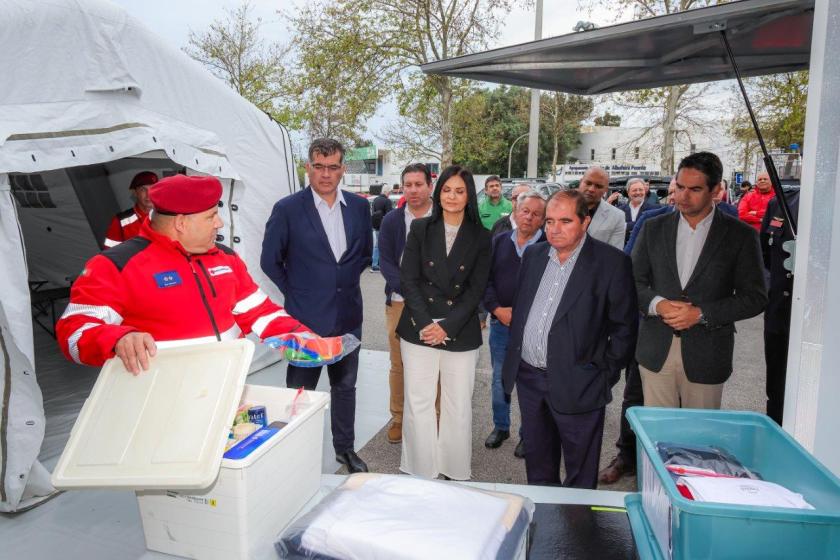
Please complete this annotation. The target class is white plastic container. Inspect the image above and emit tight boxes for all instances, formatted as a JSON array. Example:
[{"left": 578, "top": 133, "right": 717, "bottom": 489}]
[
  {"left": 51, "top": 340, "right": 330, "bottom": 560},
  {"left": 137, "top": 384, "right": 329, "bottom": 560}
]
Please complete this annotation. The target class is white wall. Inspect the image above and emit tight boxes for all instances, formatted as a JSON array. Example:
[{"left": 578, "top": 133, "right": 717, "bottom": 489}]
[{"left": 568, "top": 125, "right": 741, "bottom": 180}]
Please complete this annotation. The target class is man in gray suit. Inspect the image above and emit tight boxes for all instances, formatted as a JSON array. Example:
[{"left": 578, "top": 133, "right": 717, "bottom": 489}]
[
  {"left": 632, "top": 152, "right": 767, "bottom": 408},
  {"left": 578, "top": 166, "right": 626, "bottom": 249}
]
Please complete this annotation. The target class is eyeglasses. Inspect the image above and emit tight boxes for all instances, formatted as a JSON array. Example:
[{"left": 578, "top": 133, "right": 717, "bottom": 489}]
[{"left": 311, "top": 164, "right": 343, "bottom": 174}]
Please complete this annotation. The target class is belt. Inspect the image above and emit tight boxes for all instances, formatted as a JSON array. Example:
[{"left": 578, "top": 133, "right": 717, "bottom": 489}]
[{"left": 521, "top": 359, "right": 547, "bottom": 373}]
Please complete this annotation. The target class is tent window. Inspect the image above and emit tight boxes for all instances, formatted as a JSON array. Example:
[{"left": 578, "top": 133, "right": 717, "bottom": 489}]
[{"left": 10, "top": 174, "right": 56, "bottom": 209}]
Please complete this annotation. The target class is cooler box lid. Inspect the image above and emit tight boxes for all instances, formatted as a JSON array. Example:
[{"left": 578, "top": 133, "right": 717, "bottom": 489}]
[{"left": 51, "top": 339, "right": 255, "bottom": 490}]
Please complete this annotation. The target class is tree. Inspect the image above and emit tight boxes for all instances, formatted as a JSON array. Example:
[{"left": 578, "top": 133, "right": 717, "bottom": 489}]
[
  {"left": 594, "top": 112, "right": 621, "bottom": 126},
  {"left": 750, "top": 71, "right": 808, "bottom": 151},
  {"left": 451, "top": 85, "right": 530, "bottom": 175},
  {"left": 184, "top": 1, "right": 297, "bottom": 126},
  {"left": 729, "top": 112, "right": 760, "bottom": 177},
  {"left": 580, "top": 0, "right": 727, "bottom": 173},
  {"left": 541, "top": 93, "right": 594, "bottom": 180},
  {"left": 727, "top": 71, "right": 808, "bottom": 175},
  {"left": 288, "top": 0, "right": 525, "bottom": 166}
]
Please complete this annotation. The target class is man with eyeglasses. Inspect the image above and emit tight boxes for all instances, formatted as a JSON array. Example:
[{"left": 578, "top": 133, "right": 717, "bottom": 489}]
[
  {"left": 261, "top": 138, "right": 373, "bottom": 474},
  {"left": 483, "top": 190, "right": 546, "bottom": 458}
]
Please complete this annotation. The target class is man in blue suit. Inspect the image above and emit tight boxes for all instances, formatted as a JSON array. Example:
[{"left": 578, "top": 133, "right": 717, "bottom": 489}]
[
  {"left": 261, "top": 138, "right": 373, "bottom": 473},
  {"left": 502, "top": 190, "right": 638, "bottom": 489}
]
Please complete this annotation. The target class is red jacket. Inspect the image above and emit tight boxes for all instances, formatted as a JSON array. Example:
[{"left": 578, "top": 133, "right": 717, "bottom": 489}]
[
  {"left": 738, "top": 189, "right": 775, "bottom": 231},
  {"left": 103, "top": 205, "right": 149, "bottom": 249},
  {"left": 58, "top": 220, "right": 310, "bottom": 366}
]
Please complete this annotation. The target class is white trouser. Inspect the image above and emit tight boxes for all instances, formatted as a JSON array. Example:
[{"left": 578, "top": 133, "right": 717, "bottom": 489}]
[{"left": 399, "top": 340, "right": 477, "bottom": 480}]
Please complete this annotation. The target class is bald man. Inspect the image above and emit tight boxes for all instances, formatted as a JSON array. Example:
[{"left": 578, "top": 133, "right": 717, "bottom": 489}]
[
  {"left": 578, "top": 167, "right": 626, "bottom": 249},
  {"left": 738, "top": 172, "right": 775, "bottom": 231}
]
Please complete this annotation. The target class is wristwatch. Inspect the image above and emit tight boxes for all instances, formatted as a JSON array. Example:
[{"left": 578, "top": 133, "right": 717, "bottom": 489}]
[{"left": 698, "top": 310, "right": 708, "bottom": 326}]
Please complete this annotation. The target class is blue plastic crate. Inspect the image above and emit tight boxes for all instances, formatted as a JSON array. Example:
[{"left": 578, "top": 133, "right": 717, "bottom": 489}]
[{"left": 625, "top": 407, "right": 840, "bottom": 560}]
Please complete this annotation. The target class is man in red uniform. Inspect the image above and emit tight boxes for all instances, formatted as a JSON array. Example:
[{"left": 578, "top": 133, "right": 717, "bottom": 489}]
[
  {"left": 102, "top": 171, "right": 158, "bottom": 249},
  {"left": 57, "top": 174, "right": 311, "bottom": 374},
  {"left": 738, "top": 172, "right": 775, "bottom": 231}
]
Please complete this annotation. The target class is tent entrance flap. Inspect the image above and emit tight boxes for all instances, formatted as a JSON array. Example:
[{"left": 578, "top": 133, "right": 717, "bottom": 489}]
[
  {"left": 12, "top": 157, "right": 187, "bottom": 292},
  {"left": 1, "top": 118, "right": 242, "bottom": 183}
]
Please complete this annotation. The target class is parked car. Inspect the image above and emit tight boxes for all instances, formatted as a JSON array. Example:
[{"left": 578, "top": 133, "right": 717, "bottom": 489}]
[{"left": 478, "top": 180, "right": 565, "bottom": 203}]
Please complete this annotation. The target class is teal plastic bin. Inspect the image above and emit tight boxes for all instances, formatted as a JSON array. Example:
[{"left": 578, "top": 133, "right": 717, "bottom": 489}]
[{"left": 625, "top": 407, "right": 840, "bottom": 560}]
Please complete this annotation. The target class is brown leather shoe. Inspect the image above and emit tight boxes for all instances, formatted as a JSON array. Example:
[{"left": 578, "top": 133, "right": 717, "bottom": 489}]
[
  {"left": 387, "top": 422, "right": 402, "bottom": 444},
  {"left": 598, "top": 455, "right": 635, "bottom": 484}
]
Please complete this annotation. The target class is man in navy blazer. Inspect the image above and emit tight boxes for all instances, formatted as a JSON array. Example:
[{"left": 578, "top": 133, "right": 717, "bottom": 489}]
[
  {"left": 502, "top": 190, "right": 638, "bottom": 489},
  {"left": 261, "top": 138, "right": 372, "bottom": 473}
]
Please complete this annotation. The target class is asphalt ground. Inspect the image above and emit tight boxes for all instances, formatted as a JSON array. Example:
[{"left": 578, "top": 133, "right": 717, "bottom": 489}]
[{"left": 351, "top": 269, "right": 767, "bottom": 491}]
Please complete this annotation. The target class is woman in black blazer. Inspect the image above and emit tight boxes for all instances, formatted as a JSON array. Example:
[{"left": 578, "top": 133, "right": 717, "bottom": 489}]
[{"left": 396, "top": 165, "right": 491, "bottom": 480}]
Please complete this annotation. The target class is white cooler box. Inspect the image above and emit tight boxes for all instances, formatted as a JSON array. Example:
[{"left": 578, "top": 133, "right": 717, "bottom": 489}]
[{"left": 51, "top": 340, "right": 330, "bottom": 560}]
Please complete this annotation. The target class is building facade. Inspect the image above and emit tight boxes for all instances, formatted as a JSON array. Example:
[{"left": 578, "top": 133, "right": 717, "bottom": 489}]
[{"left": 564, "top": 125, "right": 741, "bottom": 183}]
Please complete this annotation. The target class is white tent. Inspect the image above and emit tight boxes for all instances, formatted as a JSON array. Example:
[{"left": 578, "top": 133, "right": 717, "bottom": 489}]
[{"left": 0, "top": 0, "right": 298, "bottom": 512}]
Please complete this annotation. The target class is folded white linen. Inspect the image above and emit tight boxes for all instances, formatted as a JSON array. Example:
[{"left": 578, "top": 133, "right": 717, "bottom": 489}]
[{"left": 299, "top": 475, "right": 511, "bottom": 560}]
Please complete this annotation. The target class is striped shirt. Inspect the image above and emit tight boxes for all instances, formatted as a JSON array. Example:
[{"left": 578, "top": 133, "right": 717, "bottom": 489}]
[{"left": 521, "top": 236, "right": 586, "bottom": 369}]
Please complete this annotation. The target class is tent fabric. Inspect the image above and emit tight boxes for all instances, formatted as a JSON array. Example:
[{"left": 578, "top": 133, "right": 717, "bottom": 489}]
[
  {"left": 0, "top": 176, "right": 55, "bottom": 512},
  {"left": 0, "top": 0, "right": 298, "bottom": 511},
  {"left": 421, "top": 0, "right": 814, "bottom": 94}
]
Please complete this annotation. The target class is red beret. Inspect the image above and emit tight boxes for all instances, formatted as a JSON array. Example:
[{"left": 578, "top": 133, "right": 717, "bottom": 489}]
[
  {"left": 149, "top": 175, "right": 222, "bottom": 215},
  {"left": 129, "top": 171, "right": 159, "bottom": 190}
]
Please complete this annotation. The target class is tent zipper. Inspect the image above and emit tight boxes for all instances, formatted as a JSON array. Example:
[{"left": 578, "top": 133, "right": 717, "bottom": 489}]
[{"left": 187, "top": 256, "right": 221, "bottom": 341}]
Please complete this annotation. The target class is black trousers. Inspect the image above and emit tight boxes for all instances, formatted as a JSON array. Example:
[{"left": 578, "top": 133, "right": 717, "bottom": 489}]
[
  {"left": 764, "top": 329, "right": 789, "bottom": 425},
  {"left": 286, "top": 329, "right": 360, "bottom": 454},
  {"left": 615, "top": 359, "right": 643, "bottom": 464},
  {"left": 516, "top": 360, "right": 605, "bottom": 489}
]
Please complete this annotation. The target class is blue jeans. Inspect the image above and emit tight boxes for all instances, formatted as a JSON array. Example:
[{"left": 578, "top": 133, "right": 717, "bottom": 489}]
[
  {"left": 489, "top": 318, "right": 512, "bottom": 431},
  {"left": 372, "top": 230, "right": 380, "bottom": 268}
]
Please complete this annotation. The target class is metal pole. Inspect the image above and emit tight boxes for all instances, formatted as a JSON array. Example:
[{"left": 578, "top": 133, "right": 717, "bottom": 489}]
[
  {"left": 526, "top": 0, "right": 543, "bottom": 178},
  {"left": 719, "top": 30, "right": 797, "bottom": 237},
  {"left": 508, "top": 133, "right": 529, "bottom": 178}
]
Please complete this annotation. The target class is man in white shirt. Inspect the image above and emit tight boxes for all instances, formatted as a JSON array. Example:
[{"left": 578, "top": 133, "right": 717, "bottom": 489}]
[
  {"left": 618, "top": 177, "right": 658, "bottom": 244},
  {"left": 631, "top": 152, "right": 767, "bottom": 409},
  {"left": 378, "top": 164, "right": 435, "bottom": 443},
  {"left": 261, "top": 138, "right": 373, "bottom": 473}
]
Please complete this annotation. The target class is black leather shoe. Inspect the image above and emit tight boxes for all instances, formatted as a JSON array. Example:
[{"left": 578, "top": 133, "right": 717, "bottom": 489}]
[
  {"left": 514, "top": 439, "right": 525, "bottom": 459},
  {"left": 336, "top": 450, "right": 369, "bottom": 473},
  {"left": 484, "top": 428, "right": 510, "bottom": 449}
]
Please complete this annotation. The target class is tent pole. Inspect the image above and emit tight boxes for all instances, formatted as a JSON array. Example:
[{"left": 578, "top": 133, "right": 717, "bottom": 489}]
[{"left": 719, "top": 30, "right": 797, "bottom": 238}]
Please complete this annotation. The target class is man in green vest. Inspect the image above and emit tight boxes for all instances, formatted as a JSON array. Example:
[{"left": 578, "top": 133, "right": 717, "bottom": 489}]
[{"left": 479, "top": 175, "right": 513, "bottom": 230}]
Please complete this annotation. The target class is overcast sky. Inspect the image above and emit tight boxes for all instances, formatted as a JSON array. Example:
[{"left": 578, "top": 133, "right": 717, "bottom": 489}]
[
  {"left": 111, "top": 1, "right": 627, "bottom": 51},
  {"left": 110, "top": 0, "right": 632, "bottom": 147}
]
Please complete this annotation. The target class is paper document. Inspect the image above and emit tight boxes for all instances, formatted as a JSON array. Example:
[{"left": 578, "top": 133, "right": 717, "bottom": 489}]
[{"left": 679, "top": 477, "right": 814, "bottom": 509}]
